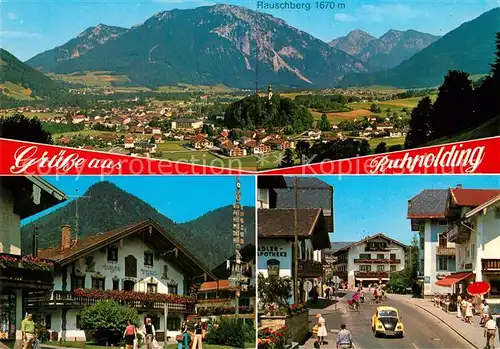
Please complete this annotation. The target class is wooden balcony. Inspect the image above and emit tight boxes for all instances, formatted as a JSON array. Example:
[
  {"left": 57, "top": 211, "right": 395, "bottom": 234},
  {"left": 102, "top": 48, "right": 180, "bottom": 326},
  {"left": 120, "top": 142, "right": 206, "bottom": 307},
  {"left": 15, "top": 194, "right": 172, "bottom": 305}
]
[
  {"left": 354, "top": 259, "right": 401, "bottom": 264},
  {"left": 354, "top": 271, "right": 389, "bottom": 279},
  {"left": 436, "top": 247, "right": 456, "bottom": 256},
  {"left": 297, "top": 260, "right": 323, "bottom": 278},
  {"left": 447, "top": 224, "right": 471, "bottom": 244},
  {"left": 482, "top": 259, "right": 500, "bottom": 273},
  {"left": 364, "top": 246, "right": 390, "bottom": 252},
  {"left": 0, "top": 254, "right": 54, "bottom": 289},
  {"left": 24, "top": 290, "right": 194, "bottom": 312}
]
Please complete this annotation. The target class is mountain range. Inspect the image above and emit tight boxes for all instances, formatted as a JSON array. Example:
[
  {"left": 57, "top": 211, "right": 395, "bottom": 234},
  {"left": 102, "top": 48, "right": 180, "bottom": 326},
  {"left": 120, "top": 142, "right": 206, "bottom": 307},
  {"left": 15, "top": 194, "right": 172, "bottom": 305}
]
[
  {"left": 2, "top": 5, "right": 498, "bottom": 91},
  {"left": 25, "top": 4, "right": 366, "bottom": 89},
  {"left": 340, "top": 7, "right": 500, "bottom": 88},
  {"left": 21, "top": 181, "right": 255, "bottom": 269},
  {"left": 329, "top": 29, "right": 440, "bottom": 71}
]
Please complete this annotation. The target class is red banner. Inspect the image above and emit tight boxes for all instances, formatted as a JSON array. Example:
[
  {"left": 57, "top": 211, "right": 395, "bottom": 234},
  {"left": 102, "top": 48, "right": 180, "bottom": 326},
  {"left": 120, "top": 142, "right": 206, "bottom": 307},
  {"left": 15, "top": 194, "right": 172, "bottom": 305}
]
[{"left": 0, "top": 136, "right": 498, "bottom": 175}]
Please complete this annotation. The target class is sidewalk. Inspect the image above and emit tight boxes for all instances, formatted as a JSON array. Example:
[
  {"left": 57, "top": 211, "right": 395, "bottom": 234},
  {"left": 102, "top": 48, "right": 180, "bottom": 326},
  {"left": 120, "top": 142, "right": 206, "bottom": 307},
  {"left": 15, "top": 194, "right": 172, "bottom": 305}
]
[
  {"left": 302, "top": 295, "right": 350, "bottom": 349},
  {"left": 388, "top": 293, "right": 499, "bottom": 349}
]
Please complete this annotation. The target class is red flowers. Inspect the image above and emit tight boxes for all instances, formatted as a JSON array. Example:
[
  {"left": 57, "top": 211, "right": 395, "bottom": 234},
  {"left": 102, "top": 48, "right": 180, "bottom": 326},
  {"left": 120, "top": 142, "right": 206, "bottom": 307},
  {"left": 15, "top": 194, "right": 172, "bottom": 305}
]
[
  {"left": 73, "top": 289, "right": 197, "bottom": 304},
  {"left": 258, "top": 326, "right": 288, "bottom": 349},
  {"left": 0, "top": 254, "right": 53, "bottom": 271},
  {"left": 198, "top": 306, "right": 253, "bottom": 316}
]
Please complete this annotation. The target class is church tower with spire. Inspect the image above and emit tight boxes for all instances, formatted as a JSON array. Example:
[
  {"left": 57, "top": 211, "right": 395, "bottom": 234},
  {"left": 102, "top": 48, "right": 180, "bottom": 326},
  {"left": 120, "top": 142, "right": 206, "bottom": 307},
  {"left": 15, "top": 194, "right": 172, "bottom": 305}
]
[{"left": 268, "top": 85, "right": 273, "bottom": 100}]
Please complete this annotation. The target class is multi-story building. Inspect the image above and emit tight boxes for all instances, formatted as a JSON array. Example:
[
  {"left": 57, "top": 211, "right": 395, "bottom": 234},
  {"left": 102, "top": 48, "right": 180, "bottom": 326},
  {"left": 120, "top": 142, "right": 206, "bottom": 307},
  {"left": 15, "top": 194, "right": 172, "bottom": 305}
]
[
  {"left": 257, "top": 176, "right": 333, "bottom": 303},
  {"left": 330, "top": 234, "right": 407, "bottom": 288},
  {"left": 30, "top": 220, "right": 216, "bottom": 341},
  {"left": 408, "top": 185, "right": 500, "bottom": 297},
  {"left": 0, "top": 176, "right": 67, "bottom": 340},
  {"left": 444, "top": 192, "right": 500, "bottom": 302},
  {"left": 171, "top": 118, "right": 203, "bottom": 130}
]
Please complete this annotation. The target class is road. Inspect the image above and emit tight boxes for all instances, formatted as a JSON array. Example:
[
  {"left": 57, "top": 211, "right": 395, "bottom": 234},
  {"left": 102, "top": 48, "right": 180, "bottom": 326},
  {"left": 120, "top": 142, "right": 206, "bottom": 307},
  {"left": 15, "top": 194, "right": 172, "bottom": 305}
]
[{"left": 322, "top": 292, "right": 475, "bottom": 349}]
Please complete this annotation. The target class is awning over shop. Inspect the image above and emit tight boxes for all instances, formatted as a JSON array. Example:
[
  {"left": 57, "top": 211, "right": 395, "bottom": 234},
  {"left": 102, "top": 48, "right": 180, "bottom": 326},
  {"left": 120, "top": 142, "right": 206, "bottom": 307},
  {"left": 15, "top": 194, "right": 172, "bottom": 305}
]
[{"left": 435, "top": 272, "right": 474, "bottom": 287}]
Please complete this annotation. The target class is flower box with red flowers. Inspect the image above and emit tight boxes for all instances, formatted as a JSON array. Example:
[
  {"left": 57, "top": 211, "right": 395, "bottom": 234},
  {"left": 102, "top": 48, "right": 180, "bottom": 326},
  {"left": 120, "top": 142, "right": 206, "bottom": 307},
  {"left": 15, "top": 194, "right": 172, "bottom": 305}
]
[{"left": 73, "top": 289, "right": 197, "bottom": 305}]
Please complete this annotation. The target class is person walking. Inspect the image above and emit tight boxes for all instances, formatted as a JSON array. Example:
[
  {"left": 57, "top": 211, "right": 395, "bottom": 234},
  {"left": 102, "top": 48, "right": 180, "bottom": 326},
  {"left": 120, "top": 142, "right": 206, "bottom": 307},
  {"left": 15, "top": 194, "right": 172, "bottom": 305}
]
[
  {"left": 482, "top": 300, "right": 490, "bottom": 326},
  {"left": 21, "top": 314, "right": 35, "bottom": 349},
  {"left": 192, "top": 321, "right": 203, "bottom": 349},
  {"left": 456, "top": 294, "right": 462, "bottom": 318},
  {"left": 316, "top": 314, "right": 328, "bottom": 345},
  {"left": 484, "top": 314, "right": 498, "bottom": 349},
  {"left": 336, "top": 324, "right": 352, "bottom": 349},
  {"left": 123, "top": 320, "right": 137, "bottom": 349},
  {"left": 141, "top": 318, "right": 156, "bottom": 349},
  {"left": 359, "top": 288, "right": 365, "bottom": 303},
  {"left": 465, "top": 298, "right": 474, "bottom": 324},
  {"left": 177, "top": 326, "right": 190, "bottom": 349}
]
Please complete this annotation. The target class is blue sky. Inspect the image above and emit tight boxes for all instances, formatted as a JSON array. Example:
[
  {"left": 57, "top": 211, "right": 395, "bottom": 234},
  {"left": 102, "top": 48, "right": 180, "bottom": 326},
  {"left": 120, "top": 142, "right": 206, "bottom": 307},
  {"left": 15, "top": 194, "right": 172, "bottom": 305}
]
[
  {"left": 1, "top": 0, "right": 498, "bottom": 61},
  {"left": 318, "top": 175, "right": 500, "bottom": 244},
  {"left": 21, "top": 175, "right": 256, "bottom": 225}
]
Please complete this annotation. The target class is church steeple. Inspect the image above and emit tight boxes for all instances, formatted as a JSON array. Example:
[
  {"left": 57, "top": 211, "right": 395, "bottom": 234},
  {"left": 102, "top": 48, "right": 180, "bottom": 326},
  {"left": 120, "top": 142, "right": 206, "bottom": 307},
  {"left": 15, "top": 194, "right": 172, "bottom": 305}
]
[{"left": 268, "top": 85, "right": 273, "bottom": 100}]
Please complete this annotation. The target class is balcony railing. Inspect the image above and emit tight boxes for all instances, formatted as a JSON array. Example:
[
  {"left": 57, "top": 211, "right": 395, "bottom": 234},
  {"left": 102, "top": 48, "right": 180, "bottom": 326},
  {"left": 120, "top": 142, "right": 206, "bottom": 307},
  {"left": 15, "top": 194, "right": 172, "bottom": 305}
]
[
  {"left": 482, "top": 259, "right": 500, "bottom": 272},
  {"left": 24, "top": 290, "right": 193, "bottom": 312},
  {"left": 447, "top": 224, "right": 471, "bottom": 244},
  {"left": 354, "top": 271, "right": 389, "bottom": 279},
  {"left": 354, "top": 259, "right": 401, "bottom": 264},
  {"left": 364, "top": 246, "right": 390, "bottom": 252},
  {"left": 0, "top": 254, "right": 54, "bottom": 288},
  {"left": 298, "top": 260, "right": 323, "bottom": 278}
]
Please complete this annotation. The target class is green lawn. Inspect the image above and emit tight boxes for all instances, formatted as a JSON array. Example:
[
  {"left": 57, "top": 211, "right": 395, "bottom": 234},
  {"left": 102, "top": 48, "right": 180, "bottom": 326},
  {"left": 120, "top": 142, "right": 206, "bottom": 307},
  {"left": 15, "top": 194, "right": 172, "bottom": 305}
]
[
  {"left": 349, "top": 95, "right": 437, "bottom": 112},
  {"left": 160, "top": 151, "right": 257, "bottom": 170},
  {"left": 47, "top": 71, "right": 130, "bottom": 87},
  {"left": 0, "top": 82, "right": 35, "bottom": 100},
  {"left": 157, "top": 141, "right": 188, "bottom": 152},
  {"left": 368, "top": 137, "right": 406, "bottom": 148}
]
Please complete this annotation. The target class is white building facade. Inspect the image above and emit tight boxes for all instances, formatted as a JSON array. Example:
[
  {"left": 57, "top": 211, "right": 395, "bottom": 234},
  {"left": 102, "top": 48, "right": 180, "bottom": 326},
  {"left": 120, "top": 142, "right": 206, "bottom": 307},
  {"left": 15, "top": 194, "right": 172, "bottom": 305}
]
[
  {"left": 332, "top": 234, "right": 407, "bottom": 288},
  {"left": 30, "top": 221, "right": 216, "bottom": 341}
]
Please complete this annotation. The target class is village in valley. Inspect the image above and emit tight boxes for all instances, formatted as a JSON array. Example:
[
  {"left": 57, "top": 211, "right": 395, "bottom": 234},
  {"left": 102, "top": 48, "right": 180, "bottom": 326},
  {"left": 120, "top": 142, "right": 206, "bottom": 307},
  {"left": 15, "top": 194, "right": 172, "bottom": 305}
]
[
  {"left": 0, "top": 176, "right": 256, "bottom": 349},
  {"left": 0, "top": 85, "right": 419, "bottom": 170}
]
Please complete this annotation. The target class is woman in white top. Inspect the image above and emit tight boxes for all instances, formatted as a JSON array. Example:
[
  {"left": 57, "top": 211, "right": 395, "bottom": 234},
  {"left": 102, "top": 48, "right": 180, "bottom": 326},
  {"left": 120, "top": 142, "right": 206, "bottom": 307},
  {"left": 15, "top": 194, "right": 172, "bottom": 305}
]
[
  {"left": 465, "top": 298, "right": 474, "bottom": 323},
  {"left": 316, "top": 314, "right": 328, "bottom": 345}
]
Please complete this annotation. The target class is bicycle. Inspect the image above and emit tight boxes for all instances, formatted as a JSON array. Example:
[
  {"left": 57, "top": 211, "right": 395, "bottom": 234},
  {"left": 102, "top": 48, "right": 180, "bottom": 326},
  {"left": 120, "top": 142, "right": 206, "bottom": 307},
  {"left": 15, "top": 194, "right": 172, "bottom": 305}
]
[{"left": 346, "top": 300, "right": 360, "bottom": 312}]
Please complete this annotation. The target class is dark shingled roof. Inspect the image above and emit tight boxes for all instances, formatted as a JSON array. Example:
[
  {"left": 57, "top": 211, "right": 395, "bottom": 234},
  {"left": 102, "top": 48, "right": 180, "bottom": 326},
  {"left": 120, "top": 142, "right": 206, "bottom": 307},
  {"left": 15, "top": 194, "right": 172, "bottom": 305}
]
[
  {"left": 275, "top": 177, "right": 334, "bottom": 232},
  {"left": 258, "top": 208, "right": 330, "bottom": 250},
  {"left": 407, "top": 189, "right": 449, "bottom": 219}
]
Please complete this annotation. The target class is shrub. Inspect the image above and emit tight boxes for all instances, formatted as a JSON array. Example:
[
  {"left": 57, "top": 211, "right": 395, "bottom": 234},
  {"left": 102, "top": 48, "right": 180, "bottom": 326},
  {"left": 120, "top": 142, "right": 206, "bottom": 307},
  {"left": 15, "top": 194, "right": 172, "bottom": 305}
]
[
  {"left": 258, "top": 326, "right": 288, "bottom": 349},
  {"left": 79, "top": 300, "right": 140, "bottom": 345},
  {"left": 204, "top": 318, "right": 246, "bottom": 348}
]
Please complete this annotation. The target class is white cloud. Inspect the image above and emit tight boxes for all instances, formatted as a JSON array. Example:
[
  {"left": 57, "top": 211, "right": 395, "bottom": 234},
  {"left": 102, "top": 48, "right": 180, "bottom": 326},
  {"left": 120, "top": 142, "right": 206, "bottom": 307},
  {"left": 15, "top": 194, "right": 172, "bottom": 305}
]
[
  {"left": 1, "top": 31, "right": 42, "bottom": 39},
  {"left": 334, "top": 13, "right": 357, "bottom": 22},
  {"left": 7, "top": 12, "right": 17, "bottom": 20}
]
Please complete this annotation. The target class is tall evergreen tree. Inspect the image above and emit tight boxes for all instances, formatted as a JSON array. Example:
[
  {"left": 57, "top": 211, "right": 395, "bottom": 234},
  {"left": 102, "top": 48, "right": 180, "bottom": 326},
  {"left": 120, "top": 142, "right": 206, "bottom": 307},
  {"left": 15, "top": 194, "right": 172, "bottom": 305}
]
[
  {"left": 404, "top": 96, "right": 433, "bottom": 149},
  {"left": 430, "top": 70, "right": 474, "bottom": 139}
]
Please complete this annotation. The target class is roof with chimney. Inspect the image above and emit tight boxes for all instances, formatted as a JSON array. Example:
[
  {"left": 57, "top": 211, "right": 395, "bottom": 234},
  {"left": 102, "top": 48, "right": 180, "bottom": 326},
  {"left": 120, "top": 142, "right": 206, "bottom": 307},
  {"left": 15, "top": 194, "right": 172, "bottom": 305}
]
[
  {"left": 408, "top": 186, "right": 500, "bottom": 219},
  {"left": 38, "top": 220, "right": 216, "bottom": 280}
]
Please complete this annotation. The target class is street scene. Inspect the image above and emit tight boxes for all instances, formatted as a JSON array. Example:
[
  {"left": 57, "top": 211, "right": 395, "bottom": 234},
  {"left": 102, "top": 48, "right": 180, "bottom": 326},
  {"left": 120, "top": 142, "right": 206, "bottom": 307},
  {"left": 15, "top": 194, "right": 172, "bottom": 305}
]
[
  {"left": 0, "top": 176, "right": 256, "bottom": 349},
  {"left": 257, "top": 175, "right": 500, "bottom": 349}
]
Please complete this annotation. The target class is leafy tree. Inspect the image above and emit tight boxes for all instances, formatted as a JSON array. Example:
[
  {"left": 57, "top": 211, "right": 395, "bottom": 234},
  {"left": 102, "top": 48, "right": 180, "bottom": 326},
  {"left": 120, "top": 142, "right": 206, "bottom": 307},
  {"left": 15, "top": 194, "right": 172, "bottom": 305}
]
[
  {"left": 229, "top": 129, "right": 241, "bottom": 141},
  {"left": 388, "top": 144, "right": 403, "bottom": 152},
  {"left": 0, "top": 112, "right": 53, "bottom": 144},
  {"left": 258, "top": 273, "right": 292, "bottom": 307},
  {"left": 386, "top": 234, "right": 419, "bottom": 295},
  {"left": 279, "top": 149, "right": 295, "bottom": 168},
  {"left": 370, "top": 104, "right": 381, "bottom": 113},
  {"left": 430, "top": 70, "right": 474, "bottom": 139},
  {"left": 318, "top": 114, "right": 331, "bottom": 131},
  {"left": 359, "top": 139, "right": 371, "bottom": 156},
  {"left": 404, "top": 96, "right": 434, "bottom": 149},
  {"left": 205, "top": 318, "right": 248, "bottom": 348},
  {"left": 80, "top": 300, "right": 140, "bottom": 345},
  {"left": 150, "top": 136, "right": 155, "bottom": 144},
  {"left": 374, "top": 142, "right": 387, "bottom": 154},
  {"left": 295, "top": 140, "right": 310, "bottom": 161}
]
